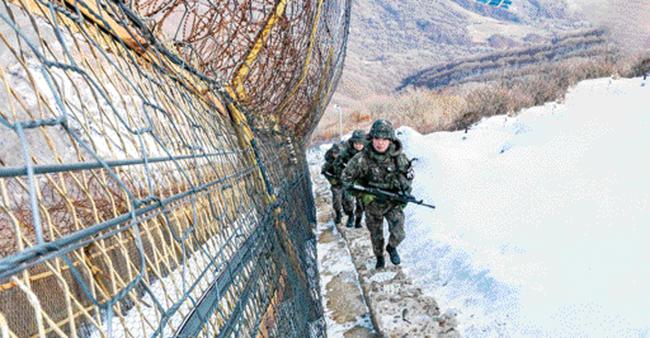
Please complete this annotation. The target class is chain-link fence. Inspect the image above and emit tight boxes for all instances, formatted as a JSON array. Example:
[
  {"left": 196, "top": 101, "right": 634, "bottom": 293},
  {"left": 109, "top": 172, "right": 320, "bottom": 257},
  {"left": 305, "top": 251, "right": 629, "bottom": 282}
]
[{"left": 0, "top": 0, "right": 350, "bottom": 336}]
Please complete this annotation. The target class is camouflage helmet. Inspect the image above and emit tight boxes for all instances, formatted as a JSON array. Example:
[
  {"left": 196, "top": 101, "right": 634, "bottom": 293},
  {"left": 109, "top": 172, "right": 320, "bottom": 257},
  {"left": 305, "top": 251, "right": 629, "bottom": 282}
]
[
  {"left": 368, "top": 119, "right": 395, "bottom": 140},
  {"left": 350, "top": 129, "right": 366, "bottom": 143}
]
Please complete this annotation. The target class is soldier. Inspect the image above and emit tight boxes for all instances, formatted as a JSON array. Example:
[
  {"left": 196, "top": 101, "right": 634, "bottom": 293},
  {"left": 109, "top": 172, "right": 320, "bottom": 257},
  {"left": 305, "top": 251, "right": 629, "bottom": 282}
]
[
  {"left": 342, "top": 119, "right": 414, "bottom": 269},
  {"left": 333, "top": 130, "right": 367, "bottom": 228},
  {"left": 321, "top": 141, "right": 345, "bottom": 223}
]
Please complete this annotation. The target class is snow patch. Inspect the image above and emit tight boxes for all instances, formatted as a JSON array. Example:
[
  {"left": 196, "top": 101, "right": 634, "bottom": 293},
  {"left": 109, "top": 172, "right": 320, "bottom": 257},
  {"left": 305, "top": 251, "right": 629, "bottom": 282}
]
[
  {"left": 398, "top": 76, "right": 650, "bottom": 337},
  {"left": 369, "top": 271, "right": 397, "bottom": 283}
]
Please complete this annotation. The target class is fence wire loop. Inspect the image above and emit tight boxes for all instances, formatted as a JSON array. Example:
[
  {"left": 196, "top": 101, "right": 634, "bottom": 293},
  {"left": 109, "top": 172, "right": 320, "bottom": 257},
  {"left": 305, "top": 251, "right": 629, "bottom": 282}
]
[{"left": 0, "top": 0, "right": 350, "bottom": 336}]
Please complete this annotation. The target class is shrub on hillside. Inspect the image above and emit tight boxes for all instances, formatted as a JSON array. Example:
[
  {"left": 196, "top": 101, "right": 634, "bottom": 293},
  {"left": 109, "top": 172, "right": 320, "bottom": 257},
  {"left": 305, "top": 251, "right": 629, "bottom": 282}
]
[
  {"left": 311, "top": 57, "right": 638, "bottom": 144},
  {"left": 455, "top": 59, "right": 616, "bottom": 129}
]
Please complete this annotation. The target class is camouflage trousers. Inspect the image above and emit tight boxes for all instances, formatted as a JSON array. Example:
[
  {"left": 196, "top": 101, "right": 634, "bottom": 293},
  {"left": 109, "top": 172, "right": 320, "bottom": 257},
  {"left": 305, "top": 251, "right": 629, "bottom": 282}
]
[
  {"left": 331, "top": 185, "right": 363, "bottom": 220},
  {"left": 364, "top": 201, "right": 405, "bottom": 257}
]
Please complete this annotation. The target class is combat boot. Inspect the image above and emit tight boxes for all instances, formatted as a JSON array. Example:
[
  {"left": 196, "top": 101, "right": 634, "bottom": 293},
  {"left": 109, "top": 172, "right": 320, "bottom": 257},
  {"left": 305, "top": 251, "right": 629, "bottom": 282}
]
[
  {"left": 354, "top": 215, "right": 363, "bottom": 228},
  {"left": 334, "top": 210, "right": 342, "bottom": 224},
  {"left": 345, "top": 215, "right": 354, "bottom": 228},
  {"left": 375, "top": 255, "right": 385, "bottom": 269},
  {"left": 386, "top": 245, "right": 401, "bottom": 265}
]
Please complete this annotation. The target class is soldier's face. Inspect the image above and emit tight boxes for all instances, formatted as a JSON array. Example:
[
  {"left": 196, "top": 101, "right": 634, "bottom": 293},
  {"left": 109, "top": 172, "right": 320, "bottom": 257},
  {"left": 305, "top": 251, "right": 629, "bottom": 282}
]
[
  {"left": 372, "top": 138, "right": 390, "bottom": 153},
  {"left": 353, "top": 142, "right": 364, "bottom": 151}
]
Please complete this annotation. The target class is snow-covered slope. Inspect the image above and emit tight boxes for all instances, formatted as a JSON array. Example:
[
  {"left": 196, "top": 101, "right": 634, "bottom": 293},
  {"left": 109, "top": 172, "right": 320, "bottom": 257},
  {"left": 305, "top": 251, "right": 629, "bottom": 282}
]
[{"left": 398, "top": 76, "right": 649, "bottom": 337}]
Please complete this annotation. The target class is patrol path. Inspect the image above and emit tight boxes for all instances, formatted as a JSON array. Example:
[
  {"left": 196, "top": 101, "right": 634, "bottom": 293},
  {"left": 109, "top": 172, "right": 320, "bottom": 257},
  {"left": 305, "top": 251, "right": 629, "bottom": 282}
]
[
  {"left": 309, "top": 147, "right": 459, "bottom": 337},
  {"left": 312, "top": 157, "right": 379, "bottom": 337}
]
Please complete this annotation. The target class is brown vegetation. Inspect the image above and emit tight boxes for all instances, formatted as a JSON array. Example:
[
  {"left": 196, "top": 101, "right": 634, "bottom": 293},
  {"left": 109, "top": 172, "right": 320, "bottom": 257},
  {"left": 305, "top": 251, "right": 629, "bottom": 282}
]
[{"left": 311, "top": 55, "right": 649, "bottom": 144}]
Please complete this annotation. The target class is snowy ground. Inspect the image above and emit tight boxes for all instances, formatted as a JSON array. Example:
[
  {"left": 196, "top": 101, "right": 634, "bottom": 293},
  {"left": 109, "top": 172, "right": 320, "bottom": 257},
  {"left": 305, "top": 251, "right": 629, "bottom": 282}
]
[
  {"left": 396, "top": 76, "right": 650, "bottom": 337},
  {"left": 309, "top": 156, "right": 378, "bottom": 337}
]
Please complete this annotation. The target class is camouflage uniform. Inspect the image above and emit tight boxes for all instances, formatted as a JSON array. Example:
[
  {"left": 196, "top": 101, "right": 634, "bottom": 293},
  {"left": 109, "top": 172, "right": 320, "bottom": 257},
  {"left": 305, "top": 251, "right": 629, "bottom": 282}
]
[
  {"left": 320, "top": 141, "right": 351, "bottom": 223},
  {"left": 332, "top": 130, "right": 367, "bottom": 227},
  {"left": 342, "top": 120, "right": 413, "bottom": 266}
]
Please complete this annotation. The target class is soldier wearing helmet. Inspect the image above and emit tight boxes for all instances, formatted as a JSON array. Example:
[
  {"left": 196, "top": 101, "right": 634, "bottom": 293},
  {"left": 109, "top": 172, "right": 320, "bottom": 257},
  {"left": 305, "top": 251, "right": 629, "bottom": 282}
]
[
  {"left": 341, "top": 120, "right": 414, "bottom": 269},
  {"left": 321, "top": 130, "right": 367, "bottom": 225},
  {"left": 321, "top": 141, "right": 345, "bottom": 224},
  {"left": 332, "top": 130, "right": 367, "bottom": 228}
]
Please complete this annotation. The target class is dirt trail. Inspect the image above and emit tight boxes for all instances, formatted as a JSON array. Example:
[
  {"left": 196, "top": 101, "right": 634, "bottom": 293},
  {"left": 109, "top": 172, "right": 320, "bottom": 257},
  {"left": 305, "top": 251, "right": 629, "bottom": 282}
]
[
  {"left": 335, "top": 222, "right": 459, "bottom": 338},
  {"left": 314, "top": 175, "right": 379, "bottom": 337}
]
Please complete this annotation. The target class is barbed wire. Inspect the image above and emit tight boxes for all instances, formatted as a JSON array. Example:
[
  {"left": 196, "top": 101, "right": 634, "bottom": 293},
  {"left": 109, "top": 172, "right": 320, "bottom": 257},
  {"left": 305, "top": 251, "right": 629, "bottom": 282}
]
[{"left": 0, "top": 0, "right": 350, "bottom": 336}]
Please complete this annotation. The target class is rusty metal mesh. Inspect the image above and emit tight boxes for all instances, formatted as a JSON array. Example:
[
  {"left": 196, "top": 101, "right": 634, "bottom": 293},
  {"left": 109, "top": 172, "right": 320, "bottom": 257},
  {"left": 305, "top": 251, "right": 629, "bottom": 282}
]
[
  {"left": 0, "top": 0, "right": 350, "bottom": 336},
  {"left": 132, "top": 0, "right": 351, "bottom": 139}
]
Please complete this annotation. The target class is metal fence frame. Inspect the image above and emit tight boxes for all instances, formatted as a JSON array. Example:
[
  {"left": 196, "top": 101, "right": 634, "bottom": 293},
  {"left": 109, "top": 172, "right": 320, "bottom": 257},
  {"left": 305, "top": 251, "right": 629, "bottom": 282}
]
[{"left": 0, "top": 0, "right": 350, "bottom": 336}]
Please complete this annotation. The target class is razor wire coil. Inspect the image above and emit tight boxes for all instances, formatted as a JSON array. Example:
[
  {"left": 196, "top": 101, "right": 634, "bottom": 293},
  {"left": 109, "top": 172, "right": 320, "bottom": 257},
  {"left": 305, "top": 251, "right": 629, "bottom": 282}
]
[{"left": 0, "top": 0, "right": 350, "bottom": 336}]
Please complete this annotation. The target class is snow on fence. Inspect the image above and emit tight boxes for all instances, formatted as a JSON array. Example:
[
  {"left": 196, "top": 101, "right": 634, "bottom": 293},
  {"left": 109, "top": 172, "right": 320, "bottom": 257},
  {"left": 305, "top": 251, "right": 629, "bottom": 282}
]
[{"left": 0, "top": 0, "right": 350, "bottom": 336}]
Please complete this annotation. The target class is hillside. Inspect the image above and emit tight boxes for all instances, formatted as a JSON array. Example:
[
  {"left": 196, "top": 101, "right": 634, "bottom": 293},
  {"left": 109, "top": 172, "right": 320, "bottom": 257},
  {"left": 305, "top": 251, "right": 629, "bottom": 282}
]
[
  {"left": 311, "top": 76, "right": 649, "bottom": 336},
  {"left": 313, "top": 0, "right": 649, "bottom": 144},
  {"left": 331, "top": 0, "right": 590, "bottom": 107},
  {"left": 398, "top": 28, "right": 614, "bottom": 90},
  {"left": 397, "top": 75, "right": 649, "bottom": 336}
]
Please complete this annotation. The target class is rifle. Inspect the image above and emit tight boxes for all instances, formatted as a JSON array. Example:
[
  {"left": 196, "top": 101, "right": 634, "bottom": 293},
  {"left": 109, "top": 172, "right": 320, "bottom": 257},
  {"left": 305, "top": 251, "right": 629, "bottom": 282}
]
[{"left": 348, "top": 184, "right": 436, "bottom": 209}]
